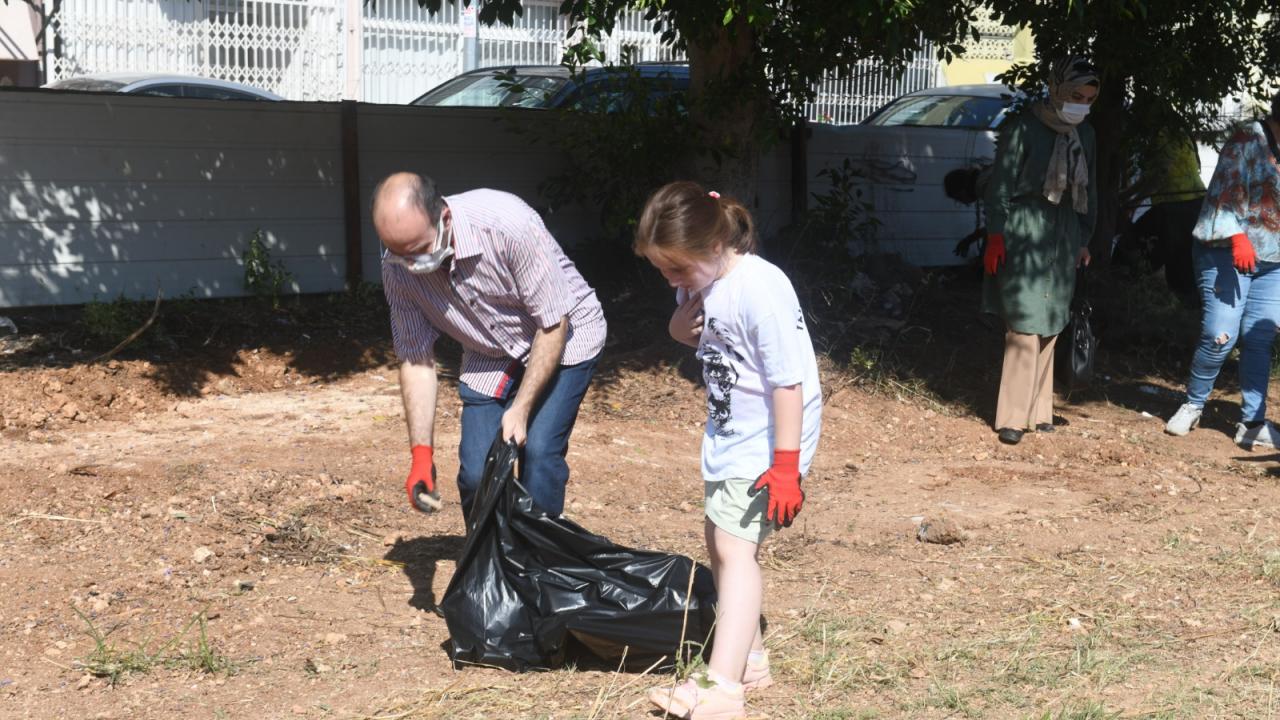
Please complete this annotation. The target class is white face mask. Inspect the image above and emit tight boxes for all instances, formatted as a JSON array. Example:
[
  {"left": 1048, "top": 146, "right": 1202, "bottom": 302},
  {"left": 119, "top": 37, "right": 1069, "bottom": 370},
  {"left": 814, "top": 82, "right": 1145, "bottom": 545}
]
[
  {"left": 383, "top": 213, "right": 454, "bottom": 274},
  {"left": 1057, "top": 102, "right": 1091, "bottom": 125}
]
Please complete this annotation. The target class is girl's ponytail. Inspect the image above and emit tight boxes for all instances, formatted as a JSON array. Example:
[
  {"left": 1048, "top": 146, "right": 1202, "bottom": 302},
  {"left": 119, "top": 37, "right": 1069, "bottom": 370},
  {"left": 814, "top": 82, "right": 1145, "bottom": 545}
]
[
  {"left": 720, "top": 198, "right": 758, "bottom": 254},
  {"left": 634, "top": 181, "right": 758, "bottom": 258}
]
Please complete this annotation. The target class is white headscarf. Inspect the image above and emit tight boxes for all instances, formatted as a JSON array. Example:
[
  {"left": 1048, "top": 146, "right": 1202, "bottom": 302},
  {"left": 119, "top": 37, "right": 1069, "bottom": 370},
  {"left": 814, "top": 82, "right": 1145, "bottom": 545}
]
[{"left": 1031, "top": 56, "right": 1099, "bottom": 214}]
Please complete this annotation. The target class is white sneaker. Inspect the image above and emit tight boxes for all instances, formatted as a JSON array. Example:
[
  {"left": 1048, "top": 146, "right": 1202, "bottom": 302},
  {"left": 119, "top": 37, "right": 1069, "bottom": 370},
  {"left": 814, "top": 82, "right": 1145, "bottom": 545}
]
[
  {"left": 1165, "top": 403, "right": 1202, "bottom": 436},
  {"left": 1235, "top": 421, "right": 1280, "bottom": 450}
]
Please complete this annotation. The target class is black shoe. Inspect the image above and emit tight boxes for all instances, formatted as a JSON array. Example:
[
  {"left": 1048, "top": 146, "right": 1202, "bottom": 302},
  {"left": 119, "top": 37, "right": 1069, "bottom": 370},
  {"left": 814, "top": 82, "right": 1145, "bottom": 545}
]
[
  {"left": 997, "top": 428, "right": 1024, "bottom": 445},
  {"left": 1035, "top": 423, "right": 1055, "bottom": 433}
]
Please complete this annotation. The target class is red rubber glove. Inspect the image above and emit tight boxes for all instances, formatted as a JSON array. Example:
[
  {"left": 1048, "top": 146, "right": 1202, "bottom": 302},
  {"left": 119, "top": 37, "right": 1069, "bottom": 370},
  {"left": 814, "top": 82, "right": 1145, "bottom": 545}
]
[
  {"left": 405, "top": 445, "right": 441, "bottom": 513},
  {"left": 1231, "top": 233, "right": 1257, "bottom": 273},
  {"left": 748, "top": 449, "right": 804, "bottom": 529},
  {"left": 983, "top": 234, "right": 1006, "bottom": 275}
]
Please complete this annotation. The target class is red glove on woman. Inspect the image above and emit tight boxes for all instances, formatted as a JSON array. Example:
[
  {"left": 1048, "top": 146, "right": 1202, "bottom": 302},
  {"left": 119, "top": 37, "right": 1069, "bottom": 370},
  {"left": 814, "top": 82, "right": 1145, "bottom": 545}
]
[
  {"left": 748, "top": 449, "right": 804, "bottom": 529},
  {"left": 983, "top": 234, "right": 1006, "bottom": 275},
  {"left": 1231, "top": 233, "right": 1257, "bottom": 273},
  {"left": 405, "top": 445, "right": 441, "bottom": 513}
]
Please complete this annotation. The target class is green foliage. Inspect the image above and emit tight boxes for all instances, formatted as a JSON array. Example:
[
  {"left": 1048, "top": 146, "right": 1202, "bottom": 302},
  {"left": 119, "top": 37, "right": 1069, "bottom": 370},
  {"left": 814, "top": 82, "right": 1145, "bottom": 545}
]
[
  {"left": 78, "top": 289, "right": 213, "bottom": 350},
  {"left": 81, "top": 294, "right": 149, "bottom": 344},
  {"left": 988, "top": 1, "right": 1280, "bottom": 254},
  {"left": 990, "top": 0, "right": 1278, "bottom": 136},
  {"left": 558, "top": 0, "right": 975, "bottom": 123},
  {"left": 811, "top": 158, "right": 880, "bottom": 250},
  {"left": 242, "top": 229, "right": 293, "bottom": 307},
  {"left": 414, "top": 0, "right": 982, "bottom": 196},
  {"left": 540, "top": 62, "right": 695, "bottom": 240},
  {"left": 505, "top": 60, "right": 695, "bottom": 280}
]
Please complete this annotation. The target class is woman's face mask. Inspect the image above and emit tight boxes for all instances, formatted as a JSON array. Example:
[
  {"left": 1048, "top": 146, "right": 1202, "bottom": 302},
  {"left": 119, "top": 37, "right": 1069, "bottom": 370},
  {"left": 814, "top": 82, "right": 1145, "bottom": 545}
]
[
  {"left": 383, "top": 213, "right": 454, "bottom": 274},
  {"left": 1057, "top": 102, "right": 1091, "bottom": 126}
]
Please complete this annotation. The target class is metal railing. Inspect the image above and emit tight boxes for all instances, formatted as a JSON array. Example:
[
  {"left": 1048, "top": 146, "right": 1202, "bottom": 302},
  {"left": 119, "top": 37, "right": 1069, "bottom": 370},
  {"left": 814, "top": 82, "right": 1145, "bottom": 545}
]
[
  {"left": 360, "top": 0, "right": 465, "bottom": 105},
  {"left": 48, "top": 0, "right": 345, "bottom": 100},
  {"left": 806, "top": 43, "right": 942, "bottom": 125}
]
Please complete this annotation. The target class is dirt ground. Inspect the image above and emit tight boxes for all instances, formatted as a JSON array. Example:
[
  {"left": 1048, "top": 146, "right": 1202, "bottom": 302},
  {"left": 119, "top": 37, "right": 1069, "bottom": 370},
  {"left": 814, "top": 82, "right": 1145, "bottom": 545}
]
[{"left": 4, "top": 275, "right": 1280, "bottom": 720}]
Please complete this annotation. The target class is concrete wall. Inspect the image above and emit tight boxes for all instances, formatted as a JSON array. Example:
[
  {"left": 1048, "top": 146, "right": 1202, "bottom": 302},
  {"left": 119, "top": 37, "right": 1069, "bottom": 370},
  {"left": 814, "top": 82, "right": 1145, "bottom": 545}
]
[
  {"left": 0, "top": 89, "right": 799, "bottom": 309},
  {"left": 1, "top": 90, "right": 347, "bottom": 307}
]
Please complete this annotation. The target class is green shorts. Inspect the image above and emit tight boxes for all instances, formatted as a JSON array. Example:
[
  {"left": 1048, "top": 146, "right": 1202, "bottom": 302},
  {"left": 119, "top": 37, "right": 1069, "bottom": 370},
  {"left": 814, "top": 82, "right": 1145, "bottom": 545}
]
[{"left": 704, "top": 478, "right": 774, "bottom": 545}]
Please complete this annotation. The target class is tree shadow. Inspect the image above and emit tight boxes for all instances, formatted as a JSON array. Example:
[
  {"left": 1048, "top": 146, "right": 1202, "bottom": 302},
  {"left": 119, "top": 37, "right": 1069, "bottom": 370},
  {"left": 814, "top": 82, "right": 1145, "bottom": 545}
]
[
  {"left": 0, "top": 293, "right": 447, "bottom": 397},
  {"left": 382, "top": 534, "right": 467, "bottom": 613},
  {"left": 795, "top": 257, "right": 1218, "bottom": 431}
]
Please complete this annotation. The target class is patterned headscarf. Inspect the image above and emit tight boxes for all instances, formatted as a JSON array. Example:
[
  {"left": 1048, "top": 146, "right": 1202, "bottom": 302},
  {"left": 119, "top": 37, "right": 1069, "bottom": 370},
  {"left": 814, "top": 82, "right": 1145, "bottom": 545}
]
[{"left": 1032, "top": 56, "right": 1100, "bottom": 214}]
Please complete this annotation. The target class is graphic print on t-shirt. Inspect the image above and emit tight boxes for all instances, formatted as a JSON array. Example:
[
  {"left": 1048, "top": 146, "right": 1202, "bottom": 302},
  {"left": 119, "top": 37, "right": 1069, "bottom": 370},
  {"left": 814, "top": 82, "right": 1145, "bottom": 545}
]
[{"left": 702, "top": 318, "right": 741, "bottom": 437}]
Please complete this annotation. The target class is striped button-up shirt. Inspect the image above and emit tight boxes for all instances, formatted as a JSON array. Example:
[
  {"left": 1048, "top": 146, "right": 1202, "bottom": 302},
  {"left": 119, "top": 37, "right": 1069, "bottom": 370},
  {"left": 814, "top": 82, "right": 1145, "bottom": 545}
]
[{"left": 382, "top": 189, "right": 607, "bottom": 397}]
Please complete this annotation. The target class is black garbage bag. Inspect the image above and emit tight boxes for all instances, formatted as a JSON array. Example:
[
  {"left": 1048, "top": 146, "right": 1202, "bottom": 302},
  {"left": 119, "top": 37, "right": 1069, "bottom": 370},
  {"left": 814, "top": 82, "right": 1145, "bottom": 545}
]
[{"left": 439, "top": 436, "right": 718, "bottom": 672}]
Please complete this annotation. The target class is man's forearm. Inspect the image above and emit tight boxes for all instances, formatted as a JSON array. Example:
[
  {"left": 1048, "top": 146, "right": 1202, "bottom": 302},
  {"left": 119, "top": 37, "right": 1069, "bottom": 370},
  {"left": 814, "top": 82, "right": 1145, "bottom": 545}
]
[
  {"left": 400, "top": 359, "right": 438, "bottom": 447},
  {"left": 510, "top": 317, "right": 568, "bottom": 414}
]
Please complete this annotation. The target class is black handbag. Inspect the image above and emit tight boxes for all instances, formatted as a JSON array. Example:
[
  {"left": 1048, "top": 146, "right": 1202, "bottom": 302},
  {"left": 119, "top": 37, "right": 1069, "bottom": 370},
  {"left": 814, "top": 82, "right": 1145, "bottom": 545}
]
[{"left": 1056, "top": 268, "right": 1097, "bottom": 391}]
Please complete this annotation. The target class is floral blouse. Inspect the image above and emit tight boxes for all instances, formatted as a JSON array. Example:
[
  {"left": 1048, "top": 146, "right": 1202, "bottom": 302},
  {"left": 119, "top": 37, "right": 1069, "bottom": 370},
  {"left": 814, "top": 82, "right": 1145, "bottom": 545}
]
[{"left": 1193, "top": 120, "right": 1280, "bottom": 262}]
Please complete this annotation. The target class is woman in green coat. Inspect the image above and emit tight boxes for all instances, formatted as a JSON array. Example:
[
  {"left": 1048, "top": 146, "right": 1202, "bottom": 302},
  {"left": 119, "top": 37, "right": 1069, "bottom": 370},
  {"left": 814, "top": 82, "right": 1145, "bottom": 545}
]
[{"left": 983, "top": 57, "right": 1099, "bottom": 445}]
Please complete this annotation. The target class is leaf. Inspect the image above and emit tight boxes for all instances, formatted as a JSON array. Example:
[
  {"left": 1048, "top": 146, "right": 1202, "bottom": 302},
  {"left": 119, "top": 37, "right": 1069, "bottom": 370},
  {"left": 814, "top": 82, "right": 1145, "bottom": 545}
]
[{"left": 722, "top": 7, "right": 734, "bottom": 26}]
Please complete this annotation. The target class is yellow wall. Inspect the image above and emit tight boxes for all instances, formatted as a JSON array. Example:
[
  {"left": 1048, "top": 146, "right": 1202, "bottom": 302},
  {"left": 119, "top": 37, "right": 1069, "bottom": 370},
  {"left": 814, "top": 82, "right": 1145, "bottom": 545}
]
[{"left": 942, "top": 20, "right": 1035, "bottom": 86}]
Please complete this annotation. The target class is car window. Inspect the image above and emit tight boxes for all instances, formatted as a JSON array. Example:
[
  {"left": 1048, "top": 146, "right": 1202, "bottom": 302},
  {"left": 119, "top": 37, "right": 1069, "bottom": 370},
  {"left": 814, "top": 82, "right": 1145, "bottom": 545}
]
[
  {"left": 46, "top": 78, "right": 128, "bottom": 92},
  {"left": 412, "top": 73, "right": 569, "bottom": 108},
  {"left": 133, "top": 84, "right": 184, "bottom": 98},
  {"left": 867, "top": 95, "right": 1008, "bottom": 129},
  {"left": 184, "top": 85, "right": 261, "bottom": 101},
  {"left": 565, "top": 72, "right": 687, "bottom": 113}
]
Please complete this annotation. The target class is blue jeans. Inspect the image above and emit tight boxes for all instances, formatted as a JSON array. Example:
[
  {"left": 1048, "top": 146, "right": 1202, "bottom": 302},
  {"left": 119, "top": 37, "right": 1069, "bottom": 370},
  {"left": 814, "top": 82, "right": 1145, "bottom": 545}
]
[
  {"left": 456, "top": 354, "right": 599, "bottom": 518},
  {"left": 1185, "top": 244, "right": 1280, "bottom": 422}
]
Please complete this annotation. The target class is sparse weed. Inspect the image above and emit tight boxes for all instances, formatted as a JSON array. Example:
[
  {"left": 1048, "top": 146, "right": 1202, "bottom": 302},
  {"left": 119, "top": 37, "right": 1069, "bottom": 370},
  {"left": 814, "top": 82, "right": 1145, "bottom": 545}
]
[
  {"left": 74, "top": 606, "right": 235, "bottom": 685},
  {"left": 1260, "top": 551, "right": 1280, "bottom": 586},
  {"left": 242, "top": 229, "right": 293, "bottom": 308},
  {"left": 178, "top": 613, "right": 236, "bottom": 675},
  {"left": 81, "top": 294, "right": 146, "bottom": 344},
  {"left": 1030, "top": 702, "right": 1119, "bottom": 720},
  {"left": 927, "top": 683, "right": 974, "bottom": 716}
]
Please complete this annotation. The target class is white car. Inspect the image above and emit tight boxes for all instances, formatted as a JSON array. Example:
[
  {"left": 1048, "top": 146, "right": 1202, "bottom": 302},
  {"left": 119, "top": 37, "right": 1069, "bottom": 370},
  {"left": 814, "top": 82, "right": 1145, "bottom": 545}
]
[
  {"left": 808, "top": 84, "right": 1013, "bottom": 266},
  {"left": 45, "top": 72, "right": 282, "bottom": 101}
]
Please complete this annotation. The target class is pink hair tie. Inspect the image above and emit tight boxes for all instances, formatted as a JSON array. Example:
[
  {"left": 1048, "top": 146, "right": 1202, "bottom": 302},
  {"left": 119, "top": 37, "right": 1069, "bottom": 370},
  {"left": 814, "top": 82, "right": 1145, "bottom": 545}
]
[{"left": 708, "top": 191, "right": 721, "bottom": 199}]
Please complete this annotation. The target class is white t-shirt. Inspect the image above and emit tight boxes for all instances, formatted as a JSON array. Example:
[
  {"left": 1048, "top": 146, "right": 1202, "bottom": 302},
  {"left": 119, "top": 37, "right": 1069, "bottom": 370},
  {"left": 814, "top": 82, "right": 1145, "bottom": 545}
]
[{"left": 680, "top": 254, "right": 822, "bottom": 482}]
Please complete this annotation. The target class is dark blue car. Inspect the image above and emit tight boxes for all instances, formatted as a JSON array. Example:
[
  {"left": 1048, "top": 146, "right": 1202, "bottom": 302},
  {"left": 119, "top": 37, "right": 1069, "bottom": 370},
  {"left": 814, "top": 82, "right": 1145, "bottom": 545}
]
[{"left": 409, "top": 63, "right": 689, "bottom": 111}]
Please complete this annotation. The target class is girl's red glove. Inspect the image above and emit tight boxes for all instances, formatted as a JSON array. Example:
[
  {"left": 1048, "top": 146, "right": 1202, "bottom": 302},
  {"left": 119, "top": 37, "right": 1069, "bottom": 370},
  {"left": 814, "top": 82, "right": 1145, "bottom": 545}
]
[
  {"left": 748, "top": 449, "right": 804, "bottom": 529},
  {"left": 1232, "top": 233, "right": 1257, "bottom": 273},
  {"left": 983, "top": 234, "right": 1006, "bottom": 275},
  {"left": 406, "top": 445, "right": 441, "bottom": 513}
]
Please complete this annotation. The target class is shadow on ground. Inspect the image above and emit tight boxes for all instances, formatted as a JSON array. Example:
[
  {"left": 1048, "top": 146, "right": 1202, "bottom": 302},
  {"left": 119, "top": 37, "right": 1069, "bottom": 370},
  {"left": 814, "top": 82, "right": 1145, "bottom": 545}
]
[{"left": 383, "top": 534, "right": 468, "bottom": 613}]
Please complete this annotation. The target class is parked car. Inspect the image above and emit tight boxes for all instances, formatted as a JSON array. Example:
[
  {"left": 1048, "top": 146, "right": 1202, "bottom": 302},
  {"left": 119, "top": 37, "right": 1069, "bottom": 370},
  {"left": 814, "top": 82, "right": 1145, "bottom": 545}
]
[
  {"left": 44, "top": 72, "right": 282, "bottom": 101},
  {"left": 808, "top": 84, "right": 1015, "bottom": 267},
  {"left": 409, "top": 63, "right": 689, "bottom": 111}
]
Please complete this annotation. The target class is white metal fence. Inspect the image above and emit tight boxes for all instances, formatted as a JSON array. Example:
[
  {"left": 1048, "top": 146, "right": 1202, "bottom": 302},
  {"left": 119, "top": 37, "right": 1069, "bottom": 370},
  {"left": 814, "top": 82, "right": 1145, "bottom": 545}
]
[
  {"left": 48, "top": 0, "right": 346, "bottom": 100},
  {"left": 360, "top": 0, "right": 465, "bottom": 105},
  {"left": 46, "top": 0, "right": 940, "bottom": 120},
  {"left": 806, "top": 45, "right": 941, "bottom": 125}
]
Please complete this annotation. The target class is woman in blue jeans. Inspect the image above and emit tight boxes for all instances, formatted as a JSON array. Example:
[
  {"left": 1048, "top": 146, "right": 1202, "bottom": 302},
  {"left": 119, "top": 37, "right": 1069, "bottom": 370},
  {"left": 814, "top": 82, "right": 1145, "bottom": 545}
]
[{"left": 1166, "top": 92, "right": 1280, "bottom": 449}]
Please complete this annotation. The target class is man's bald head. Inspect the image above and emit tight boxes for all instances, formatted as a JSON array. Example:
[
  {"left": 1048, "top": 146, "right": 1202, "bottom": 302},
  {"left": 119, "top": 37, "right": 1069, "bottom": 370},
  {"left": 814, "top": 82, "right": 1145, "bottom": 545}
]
[{"left": 372, "top": 172, "right": 446, "bottom": 255}]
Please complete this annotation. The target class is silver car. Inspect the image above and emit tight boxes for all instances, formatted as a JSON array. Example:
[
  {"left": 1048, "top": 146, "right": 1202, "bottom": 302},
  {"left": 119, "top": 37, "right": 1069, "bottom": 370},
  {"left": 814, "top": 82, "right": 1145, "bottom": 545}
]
[
  {"left": 809, "top": 84, "right": 1013, "bottom": 267},
  {"left": 44, "top": 72, "right": 282, "bottom": 101}
]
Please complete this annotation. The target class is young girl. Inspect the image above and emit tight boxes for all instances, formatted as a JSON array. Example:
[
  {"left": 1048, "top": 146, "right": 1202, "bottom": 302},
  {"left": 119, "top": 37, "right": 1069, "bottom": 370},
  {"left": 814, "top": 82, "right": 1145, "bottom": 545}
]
[{"left": 635, "top": 181, "right": 822, "bottom": 719}]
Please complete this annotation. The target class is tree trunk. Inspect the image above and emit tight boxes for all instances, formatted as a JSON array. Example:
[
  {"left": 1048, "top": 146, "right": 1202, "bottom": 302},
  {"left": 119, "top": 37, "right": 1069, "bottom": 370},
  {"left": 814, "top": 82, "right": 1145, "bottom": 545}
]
[
  {"left": 683, "top": 15, "right": 770, "bottom": 206},
  {"left": 1088, "top": 76, "right": 1127, "bottom": 267}
]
